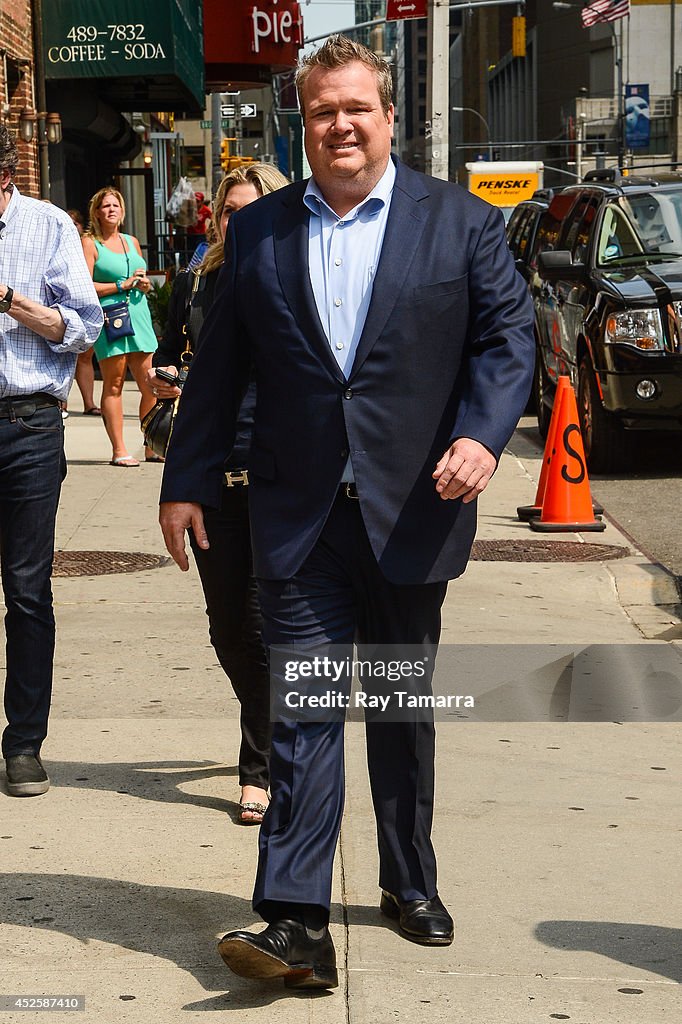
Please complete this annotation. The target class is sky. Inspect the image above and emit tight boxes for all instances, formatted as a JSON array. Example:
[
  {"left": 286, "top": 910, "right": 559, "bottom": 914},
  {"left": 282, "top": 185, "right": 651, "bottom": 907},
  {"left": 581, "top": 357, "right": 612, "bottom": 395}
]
[{"left": 300, "top": 1, "right": 357, "bottom": 45}]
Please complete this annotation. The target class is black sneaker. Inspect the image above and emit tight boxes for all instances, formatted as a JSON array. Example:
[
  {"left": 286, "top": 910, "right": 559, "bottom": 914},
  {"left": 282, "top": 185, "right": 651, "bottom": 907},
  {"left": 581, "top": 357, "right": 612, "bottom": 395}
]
[{"left": 5, "top": 754, "right": 50, "bottom": 796}]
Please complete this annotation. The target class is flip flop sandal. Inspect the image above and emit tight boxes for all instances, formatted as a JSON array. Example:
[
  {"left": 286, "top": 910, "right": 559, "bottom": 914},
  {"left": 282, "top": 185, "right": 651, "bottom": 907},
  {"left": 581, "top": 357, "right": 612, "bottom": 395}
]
[
  {"left": 110, "top": 455, "right": 140, "bottom": 467},
  {"left": 83, "top": 407, "right": 101, "bottom": 415},
  {"left": 239, "top": 801, "right": 268, "bottom": 825}
]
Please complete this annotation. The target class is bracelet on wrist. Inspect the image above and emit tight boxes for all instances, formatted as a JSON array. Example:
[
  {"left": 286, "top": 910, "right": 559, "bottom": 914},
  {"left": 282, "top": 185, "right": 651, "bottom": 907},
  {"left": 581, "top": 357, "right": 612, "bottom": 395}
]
[{"left": 116, "top": 277, "right": 126, "bottom": 293}]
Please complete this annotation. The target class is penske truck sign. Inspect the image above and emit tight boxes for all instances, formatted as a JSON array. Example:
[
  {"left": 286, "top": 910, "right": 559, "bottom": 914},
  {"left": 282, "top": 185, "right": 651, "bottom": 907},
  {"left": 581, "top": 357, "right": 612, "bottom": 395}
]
[{"left": 465, "top": 162, "right": 543, "bottom": 219}]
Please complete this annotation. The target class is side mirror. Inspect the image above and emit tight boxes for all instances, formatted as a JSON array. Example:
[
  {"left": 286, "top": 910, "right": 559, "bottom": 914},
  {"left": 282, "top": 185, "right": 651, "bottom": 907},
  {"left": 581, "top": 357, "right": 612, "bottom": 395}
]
[{"left": 537, "top": 250, "right": 586, "bottom": 282}]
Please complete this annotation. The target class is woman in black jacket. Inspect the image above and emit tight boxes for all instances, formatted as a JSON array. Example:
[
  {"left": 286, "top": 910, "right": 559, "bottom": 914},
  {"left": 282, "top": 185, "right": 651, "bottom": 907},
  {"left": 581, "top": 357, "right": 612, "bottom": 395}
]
[{"left": 149, "top": 164, "right": 289, "bottom": 823}]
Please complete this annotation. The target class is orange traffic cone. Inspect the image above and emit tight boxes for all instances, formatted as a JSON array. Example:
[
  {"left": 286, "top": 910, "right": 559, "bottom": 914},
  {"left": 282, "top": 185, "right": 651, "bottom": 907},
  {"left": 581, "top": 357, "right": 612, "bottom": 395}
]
[
  {"left": 530, "top": 385, "right": 605, "bottom": 532},
  {"left": 517, "top": 376, "right": 571, "bottom": 521}
]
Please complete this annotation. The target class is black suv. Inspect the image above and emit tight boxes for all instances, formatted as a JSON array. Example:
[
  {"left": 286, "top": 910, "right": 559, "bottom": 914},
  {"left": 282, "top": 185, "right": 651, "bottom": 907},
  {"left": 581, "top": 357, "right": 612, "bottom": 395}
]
[{"left": 518, "top": 172, "right": 682, "bottom": 471}]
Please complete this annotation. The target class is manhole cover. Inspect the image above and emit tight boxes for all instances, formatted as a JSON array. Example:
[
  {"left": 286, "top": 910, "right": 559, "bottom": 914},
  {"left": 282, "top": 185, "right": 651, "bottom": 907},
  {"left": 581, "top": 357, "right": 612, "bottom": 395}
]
[
  {"left": 53, "top": 551, "right": 169, "bottom": 577},
  {"left": 471, "top": 540, "right": 628, "bottom": 562}
]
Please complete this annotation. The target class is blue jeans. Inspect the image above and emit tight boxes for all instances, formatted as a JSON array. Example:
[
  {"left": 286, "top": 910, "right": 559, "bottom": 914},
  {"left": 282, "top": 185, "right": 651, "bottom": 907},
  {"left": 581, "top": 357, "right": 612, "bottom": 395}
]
[{"left": 0, "top": 404, "right": 65, "bottom": 758}]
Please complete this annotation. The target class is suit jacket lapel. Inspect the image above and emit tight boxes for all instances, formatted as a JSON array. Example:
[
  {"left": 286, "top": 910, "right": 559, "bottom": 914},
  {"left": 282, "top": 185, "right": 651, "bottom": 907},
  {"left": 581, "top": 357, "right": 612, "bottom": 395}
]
[
  {"left": 274, "top": 183, "right": 346, "bottom": 384},
  {"left": 349, "top": 165, "right": 429, "bottom": 380}
]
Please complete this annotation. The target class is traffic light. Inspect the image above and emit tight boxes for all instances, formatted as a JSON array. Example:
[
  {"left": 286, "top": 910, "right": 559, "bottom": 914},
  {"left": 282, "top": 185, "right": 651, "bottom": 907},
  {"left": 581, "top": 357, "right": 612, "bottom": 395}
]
[
  {"left": 220, "top": 138, "right": 230, "bottom": 171},
  {"left": 512, "top": 16, "right": 526, "bottom": 58},
  {"left": 220, "top": 137, "right": 256, "bottom": 173}
]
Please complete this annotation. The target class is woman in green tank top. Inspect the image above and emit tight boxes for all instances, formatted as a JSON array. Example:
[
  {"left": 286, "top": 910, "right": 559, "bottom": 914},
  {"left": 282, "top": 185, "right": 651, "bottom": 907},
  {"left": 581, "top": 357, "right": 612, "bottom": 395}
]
[{"left": 82, "top": 187, "right": 159, "bottom": 465}]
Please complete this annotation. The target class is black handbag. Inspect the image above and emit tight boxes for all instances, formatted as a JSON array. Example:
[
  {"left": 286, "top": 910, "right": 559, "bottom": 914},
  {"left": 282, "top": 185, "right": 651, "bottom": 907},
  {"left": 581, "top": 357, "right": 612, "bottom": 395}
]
[
  {"left": 103, "top": 299, "right": 134, "bottom": 342},
  {"left": 141, "top": 271, "right": 200, "bottom": 458}
]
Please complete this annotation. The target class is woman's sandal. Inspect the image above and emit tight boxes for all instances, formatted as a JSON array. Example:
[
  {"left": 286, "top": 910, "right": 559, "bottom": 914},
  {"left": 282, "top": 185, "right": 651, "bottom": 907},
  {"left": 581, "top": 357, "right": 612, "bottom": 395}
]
[
  {"left": 83, "top": 407, "right": 101, "bottom": 416},
  {"left": 238, "top": 800, "right": 268, "bottom": 826},
  {"left": 110, "top": 455, "right": 140, "bottom": 467}
]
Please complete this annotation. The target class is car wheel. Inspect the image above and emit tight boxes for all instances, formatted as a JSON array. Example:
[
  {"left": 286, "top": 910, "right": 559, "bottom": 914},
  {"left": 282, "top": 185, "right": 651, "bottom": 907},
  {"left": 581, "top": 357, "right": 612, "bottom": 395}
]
[
  {"left": 533, "top": 354, "right": 552, "bottom": 439},
  {"left": 578, "top": 356, "right": 623, "bottom": 473}
]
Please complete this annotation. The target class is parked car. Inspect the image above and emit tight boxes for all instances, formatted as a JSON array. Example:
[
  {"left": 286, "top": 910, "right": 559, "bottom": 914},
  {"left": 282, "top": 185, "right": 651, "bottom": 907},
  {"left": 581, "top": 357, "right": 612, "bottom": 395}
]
[
  {"left": 522, "top": 172, "right": 682, "bottom": 471},
  {"left": 506, "top": 194, "right": 552, "bottom": 414},
  {"left": 506, "top": 192, "right": 550, "bottom": 280}
]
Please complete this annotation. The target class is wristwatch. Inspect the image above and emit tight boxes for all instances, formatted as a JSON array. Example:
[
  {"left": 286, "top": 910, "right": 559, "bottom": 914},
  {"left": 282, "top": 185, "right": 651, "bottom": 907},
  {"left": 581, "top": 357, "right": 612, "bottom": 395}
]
[
  {"left": 0, "top": 286, "right": 13, "bottom": 313},
  {"left": 116, "top": 277, "right": 126, "bottom": 293}
]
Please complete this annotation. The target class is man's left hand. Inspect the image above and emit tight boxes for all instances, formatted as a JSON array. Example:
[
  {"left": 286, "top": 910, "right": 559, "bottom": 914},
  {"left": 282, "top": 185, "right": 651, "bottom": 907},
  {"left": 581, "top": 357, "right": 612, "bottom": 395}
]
[{"left": 432, "top": 438, "right": 496, "bottom": 503}]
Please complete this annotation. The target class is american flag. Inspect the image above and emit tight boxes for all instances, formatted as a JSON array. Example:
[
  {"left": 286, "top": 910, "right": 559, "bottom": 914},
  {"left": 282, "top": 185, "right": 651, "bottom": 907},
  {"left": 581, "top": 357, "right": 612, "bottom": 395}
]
[{"left": 581, "top": 0, "right": 630, "bottom": 27}]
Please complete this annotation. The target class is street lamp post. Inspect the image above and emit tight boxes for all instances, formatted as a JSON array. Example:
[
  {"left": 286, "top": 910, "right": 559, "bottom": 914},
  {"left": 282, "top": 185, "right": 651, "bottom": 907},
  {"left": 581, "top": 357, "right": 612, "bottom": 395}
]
[{"left": 452, "top": 106, "right": 493, "bottom": 160}]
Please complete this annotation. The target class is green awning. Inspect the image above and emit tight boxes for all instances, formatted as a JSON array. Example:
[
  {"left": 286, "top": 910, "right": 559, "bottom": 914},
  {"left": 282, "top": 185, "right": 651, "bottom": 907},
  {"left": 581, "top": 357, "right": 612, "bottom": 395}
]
[{"left": 43, "top": 0, "right": 204, "bottom": 114}]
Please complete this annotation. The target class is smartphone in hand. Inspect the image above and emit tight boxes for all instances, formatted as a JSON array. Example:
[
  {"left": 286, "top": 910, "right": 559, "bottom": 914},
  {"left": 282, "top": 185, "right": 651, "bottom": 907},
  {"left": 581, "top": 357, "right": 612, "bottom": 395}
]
[{"left": 155, "top": 368, "right": 180, "bottom": 386}]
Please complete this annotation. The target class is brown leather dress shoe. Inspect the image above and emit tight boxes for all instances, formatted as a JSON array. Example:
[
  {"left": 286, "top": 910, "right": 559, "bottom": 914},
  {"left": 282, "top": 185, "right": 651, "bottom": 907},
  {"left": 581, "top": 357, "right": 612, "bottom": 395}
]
[
  {"left": 380, "top": 890, "right": 454, "bottom": 945},
  {"left": 218, "top": 918, "right": 338, "bottom": 989}
]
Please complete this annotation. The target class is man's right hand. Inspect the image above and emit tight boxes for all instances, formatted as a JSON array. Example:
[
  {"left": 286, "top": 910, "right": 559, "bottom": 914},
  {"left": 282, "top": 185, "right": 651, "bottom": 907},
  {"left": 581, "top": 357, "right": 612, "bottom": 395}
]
[{"left": 159, "top": 502, "right": 209, "bottom": 571}]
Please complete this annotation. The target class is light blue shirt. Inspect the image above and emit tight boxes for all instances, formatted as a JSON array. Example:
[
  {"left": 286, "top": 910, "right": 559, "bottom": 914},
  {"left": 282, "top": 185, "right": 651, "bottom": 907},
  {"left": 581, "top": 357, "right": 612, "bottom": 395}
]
[
  {"left": 0, "top": 186, "right": 102, "bottom": 400},
  {"left": 304, "top": 160, "right": 395, "bottom": 483},
  {"left": 303, "top": 158, "right": 396, "bottom": 379}
]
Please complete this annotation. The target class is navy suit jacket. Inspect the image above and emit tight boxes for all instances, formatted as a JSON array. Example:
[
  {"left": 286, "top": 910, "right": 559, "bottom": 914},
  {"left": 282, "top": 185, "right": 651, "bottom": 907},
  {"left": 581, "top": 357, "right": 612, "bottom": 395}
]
[{"left": 161, "top": 158, "right": 535, "bottom": 584}]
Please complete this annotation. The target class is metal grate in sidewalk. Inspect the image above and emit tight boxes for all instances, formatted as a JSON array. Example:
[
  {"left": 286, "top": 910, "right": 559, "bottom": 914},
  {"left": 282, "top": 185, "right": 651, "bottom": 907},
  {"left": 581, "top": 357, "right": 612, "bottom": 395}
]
[
  {"left": 53, "top": 551, "right": 169, "bottom": 577},
  {"left": 471, "top": 540, "right": 628, "bottom": 562},
  {"left": 52, "top": 542, "right": 629, "bottom": 575}
]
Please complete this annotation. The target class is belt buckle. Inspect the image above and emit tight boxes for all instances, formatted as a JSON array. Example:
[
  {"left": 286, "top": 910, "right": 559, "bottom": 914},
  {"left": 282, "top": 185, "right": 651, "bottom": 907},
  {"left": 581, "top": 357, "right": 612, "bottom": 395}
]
[
  {"left": 345, "top": 483, "right": 359, "bottom": 500},
  {"left": 225, "top": 469, "right": 249, "bottom": 487}
]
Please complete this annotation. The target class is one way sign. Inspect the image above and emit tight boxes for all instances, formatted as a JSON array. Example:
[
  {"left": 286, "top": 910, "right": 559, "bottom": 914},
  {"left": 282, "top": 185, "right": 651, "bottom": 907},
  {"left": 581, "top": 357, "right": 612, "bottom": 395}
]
[
  {"left": 386, "top": 0, "right": 427, "bottom": 20},
  {"left": 220, "top": 103, "right": 258, "bottom": 118}
]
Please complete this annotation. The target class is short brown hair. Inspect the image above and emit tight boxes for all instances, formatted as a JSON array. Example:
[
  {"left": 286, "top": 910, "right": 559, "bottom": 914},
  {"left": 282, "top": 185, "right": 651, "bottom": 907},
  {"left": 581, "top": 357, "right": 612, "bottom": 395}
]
[
  {"left": 0, "top": 125, "right": 19, "bottom": 177},
  {"left": 85, "top": 187, "right": 126, "bottom": 241},
  {"left": 296, "top": 34, "right": 393, "bottom": 120}
]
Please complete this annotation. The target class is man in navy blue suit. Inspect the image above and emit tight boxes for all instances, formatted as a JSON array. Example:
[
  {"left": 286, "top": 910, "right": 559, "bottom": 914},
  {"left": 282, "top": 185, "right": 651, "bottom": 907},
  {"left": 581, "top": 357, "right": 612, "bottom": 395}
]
[{"left": 160, "top": 35, "right": 534, "bottom": 990}]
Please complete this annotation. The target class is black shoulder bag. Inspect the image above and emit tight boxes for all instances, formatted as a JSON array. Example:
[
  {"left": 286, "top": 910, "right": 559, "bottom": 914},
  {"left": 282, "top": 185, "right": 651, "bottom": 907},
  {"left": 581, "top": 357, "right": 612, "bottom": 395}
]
[{"left": 141, "top": 271, "right": 200, "bottom": 458}]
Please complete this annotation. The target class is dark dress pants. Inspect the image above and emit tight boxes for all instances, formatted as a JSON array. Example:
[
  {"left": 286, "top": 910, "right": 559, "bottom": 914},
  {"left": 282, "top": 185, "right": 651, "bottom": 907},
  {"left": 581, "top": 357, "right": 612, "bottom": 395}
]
[
  {"left": 1, "top": 406, "right": 65, "bottom": 758},
  {"left": 190, "top": 484, "right": 271, "bottom": 789},
  {"left": 254, "top": 491, "right": 448, "bottom": 922}
]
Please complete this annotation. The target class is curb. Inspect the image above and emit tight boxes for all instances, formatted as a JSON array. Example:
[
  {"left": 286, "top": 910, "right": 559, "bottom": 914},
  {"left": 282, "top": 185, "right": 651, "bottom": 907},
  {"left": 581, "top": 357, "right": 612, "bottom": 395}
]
[{"left": 609, "top": 561, "right": 682, "bottom": 640}]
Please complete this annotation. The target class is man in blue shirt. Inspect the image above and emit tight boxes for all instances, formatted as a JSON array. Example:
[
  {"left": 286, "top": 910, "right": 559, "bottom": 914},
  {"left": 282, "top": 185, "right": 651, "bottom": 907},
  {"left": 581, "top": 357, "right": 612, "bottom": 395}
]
[
  {"left": 0, "top": 127, "right": 102, "bottom": 797},
  {"left": 160, "top": 36, "right": 534, "bottom": 989}
]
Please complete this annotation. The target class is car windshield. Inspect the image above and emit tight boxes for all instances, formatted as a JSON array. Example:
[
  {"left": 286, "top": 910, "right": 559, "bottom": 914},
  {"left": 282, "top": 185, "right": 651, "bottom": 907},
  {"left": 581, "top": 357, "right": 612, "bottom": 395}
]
[{"left": 597, "top": 188, "right": 682, "bottom": 265}]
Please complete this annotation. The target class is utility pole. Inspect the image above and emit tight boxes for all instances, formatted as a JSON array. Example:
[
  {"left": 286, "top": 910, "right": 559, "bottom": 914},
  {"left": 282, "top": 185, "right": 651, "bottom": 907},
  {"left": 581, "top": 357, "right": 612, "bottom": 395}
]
[
  {"left": 614, "top": 20, "right": 625, "bottom": 170},
  {"left": 426, "top": 0, "right": 450, "bottom": 179},
  {"left": 210, "top": 93, "right": 223, "bottom": 197}
]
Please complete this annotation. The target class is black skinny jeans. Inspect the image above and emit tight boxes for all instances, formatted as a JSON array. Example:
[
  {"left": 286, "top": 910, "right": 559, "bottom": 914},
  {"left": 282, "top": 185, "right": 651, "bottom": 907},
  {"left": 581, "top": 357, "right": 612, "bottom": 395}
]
[{"left": 189, "top": 485, "right": 271, "bottom": 790}]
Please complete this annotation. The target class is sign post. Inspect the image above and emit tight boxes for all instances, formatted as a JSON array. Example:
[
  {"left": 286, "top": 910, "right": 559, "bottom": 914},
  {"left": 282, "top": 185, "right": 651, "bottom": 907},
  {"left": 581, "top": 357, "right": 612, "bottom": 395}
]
[{"left": 386, "top": 0, "right": 428, "bottom": 20}]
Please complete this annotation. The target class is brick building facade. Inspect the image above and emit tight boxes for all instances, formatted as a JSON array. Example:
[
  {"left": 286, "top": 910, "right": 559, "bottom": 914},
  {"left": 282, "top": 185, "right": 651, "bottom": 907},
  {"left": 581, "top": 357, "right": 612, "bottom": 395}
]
[{"left": 0, "top": 0, "right": 39, "bottom": 196}]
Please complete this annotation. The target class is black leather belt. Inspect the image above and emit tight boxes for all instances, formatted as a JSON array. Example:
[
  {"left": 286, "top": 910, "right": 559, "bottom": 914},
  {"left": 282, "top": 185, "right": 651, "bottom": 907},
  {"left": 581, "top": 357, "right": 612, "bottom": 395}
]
[
  {"left": 224, "top": 469, "right": 249, "bottom": 487},
  {"left": 0, "top": 393, "right": 60, "bottom": 419}
]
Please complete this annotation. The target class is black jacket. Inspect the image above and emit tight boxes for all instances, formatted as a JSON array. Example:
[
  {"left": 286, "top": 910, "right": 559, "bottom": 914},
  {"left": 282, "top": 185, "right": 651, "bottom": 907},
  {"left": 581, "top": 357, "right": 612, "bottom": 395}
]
[{"left": 154, "top": 268, "right": 255, "bottom": 472}]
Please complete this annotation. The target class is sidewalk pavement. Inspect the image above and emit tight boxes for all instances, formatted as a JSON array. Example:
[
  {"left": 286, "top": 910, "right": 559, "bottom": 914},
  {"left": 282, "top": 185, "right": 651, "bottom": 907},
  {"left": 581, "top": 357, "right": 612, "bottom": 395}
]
[{"left": 1, "top": 385, "right": 680, "bottom": 1023}]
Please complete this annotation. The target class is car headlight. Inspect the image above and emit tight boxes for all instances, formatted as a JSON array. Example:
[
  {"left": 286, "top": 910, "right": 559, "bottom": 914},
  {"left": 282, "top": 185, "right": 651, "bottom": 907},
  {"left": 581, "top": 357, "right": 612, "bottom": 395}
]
[{"left": 604, "top": 308, "right": 664, "bottom": 350}]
